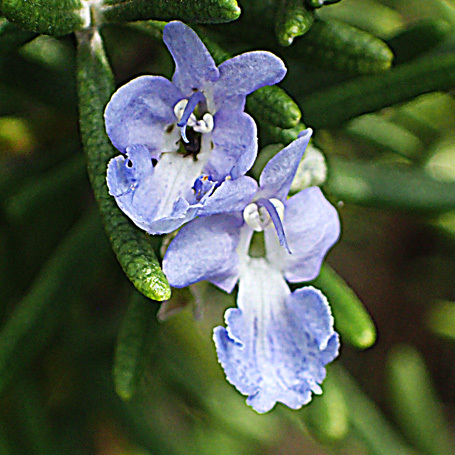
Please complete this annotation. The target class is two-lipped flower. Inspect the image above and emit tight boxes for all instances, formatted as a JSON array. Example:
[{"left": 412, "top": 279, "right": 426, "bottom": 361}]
[{"left": 105, "top": 21, "right": 341, "bottom": 413}]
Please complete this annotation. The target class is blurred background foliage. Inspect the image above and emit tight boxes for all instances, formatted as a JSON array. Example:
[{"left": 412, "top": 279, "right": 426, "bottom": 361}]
[{"left": 1, "top": 0, "right": 455, "bottom": 454}]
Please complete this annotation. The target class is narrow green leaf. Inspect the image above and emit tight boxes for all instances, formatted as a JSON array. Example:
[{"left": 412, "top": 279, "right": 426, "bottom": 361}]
[
  {"left": 334, "top": 365, "right": 418, "bottom": 455},
  {"left": 260, "top": 121, "right": 307, "bottom": 145},
  {"left": 76, "top": 29, "right": 171, "bottom": 301},
  {"left": 5, "top": 153, "right": 87, "bottom": 223},
  {"left": 344, "top": 114, "right": 425, "bottom": 159},
  {"left": 311, "top": 264, "right": 376, "bottom": 348},
  {"left": 289, "top": 18, "right": 393, "bottom": 75},
  {"left": 0, "top": 18, "right": 37, "bottom": 52},
  {"left": 275, "top": 0, "right": 314, "bottom": 46},
  {"left": 303, "top": 53, "right": 455, "bottom": 128},
  {"left": 0, "top": 210, "right": 108, "bottom": 396},
  {"left": 387, "top": 345, "right": 455, "bottom": 455},
  {"left": 325, "top": 156, "right": 455, "bottom": 212},
  {"left": 316, "top": 0, "right": 403, "bottom": 39},
  {"left": 426, "top": 300, "right": 455, "bottom": 340},
  {"left": 113, "top": 291, "right": 158, "bottom": 401},
  {"left": 2, "top": 0, "right": 88, "bottom": 36},
  {"left": 102, "top": 0, "right": 241, "bottom": 24},
  {"left": 246, "top": 86, "right": 301, "bottom": 130},
  {"left": 302, "top": 371, "right": 349, "bottom": 442},
  {"left": 129, "top": 20, "right": 302, "bottom": 130},
  {"left": 387, "top": 19, "right": 451, "bottom": 65}
]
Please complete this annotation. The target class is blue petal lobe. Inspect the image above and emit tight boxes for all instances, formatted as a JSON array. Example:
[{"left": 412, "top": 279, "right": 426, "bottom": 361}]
[
  {"left": 213, "top": 52, "right": 287, "bottom": 111},
  {"left": 258, "top": 129, "right": 312, "bottom": 201},
  {"left": 163, "top": 21, "right": 219, "bottom": 95},
  {"left": 198, "top": 176, "right": 258, "bottom": 216},
  {"left": 104, "top": 76, "right": 182, "bottom": 154},
  {"left": 163, "top": 214, "right": 244, "bottom": 292},
  {"left": 214, "top": 258, "right": 339, "bottom": 413},
  {"left": 264, "top": 187, "right": 340, "bottom": 282},
  {"left": 207, "top": 110, "right": 257, "bottom": 181}
]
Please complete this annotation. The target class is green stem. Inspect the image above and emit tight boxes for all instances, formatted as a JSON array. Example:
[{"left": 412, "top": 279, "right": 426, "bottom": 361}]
[{"left": 76, "top": 28, "right": 171, "bottom": 301}]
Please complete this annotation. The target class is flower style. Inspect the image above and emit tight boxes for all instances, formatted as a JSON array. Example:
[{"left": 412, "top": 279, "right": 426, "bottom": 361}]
[
  {"left": 162, "top": 130, "right": 341, "bottom": 412},
  {"left": 105, "top": 21, "right": 287, "bottom": 234}
]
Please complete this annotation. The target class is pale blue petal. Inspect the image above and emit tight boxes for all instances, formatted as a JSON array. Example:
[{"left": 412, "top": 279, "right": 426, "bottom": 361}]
[
  {"left": 198, "top": 176, "right": 258, "bottom": 216},
  {"left": 264, "top": 187, "right": 340, "bottom": 282},
  {"left": 104, "top": 76, "right": 182, "bottom": 153},
  {"left": 163, "top": 21, "right": 219, "bottom": 95},
  {"left": 107, "top": 145, "right": 209, "bottom": 235},
  {"left": 213, "top": 52, "right": 287, "bottom": 111},
  {"left": 163, "top": 214, "right": 244, "bottom": 292},
  {"left": 207, "top": 110, "right": 257, "bottom": 180},
  {"left": 214, "top": 258, "right": 339, "bottom": 413},
  {"left": 258, "top": 129, "right": 312, "bottom": 201}
]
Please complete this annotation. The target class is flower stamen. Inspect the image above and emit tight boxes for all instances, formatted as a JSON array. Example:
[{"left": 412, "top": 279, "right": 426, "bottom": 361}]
[
  {"left": 175, "top": 91, "right": 206, "bottom": 143},
  {"left": 243, "top": 198, "right": 291, "bottom": 254}
]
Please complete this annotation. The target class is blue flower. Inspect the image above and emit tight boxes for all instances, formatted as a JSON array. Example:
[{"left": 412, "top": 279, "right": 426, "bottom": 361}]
[
  {"left": 105, "top": 21, "right": 287, "bottom": 234},
  {"left": 162, "top": 130, "right": 341, "bottom": 412}
]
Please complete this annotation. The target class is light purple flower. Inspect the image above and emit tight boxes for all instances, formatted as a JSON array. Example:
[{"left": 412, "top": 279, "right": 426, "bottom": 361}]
[
  {"left": 162, "top": 130, "right": 341, "bottom": 412},
  {"left": 162, "top": 129, "right": 340, "bottom": 291},
  {"left": 105, "top": 21, "right": 286, "bottom": 234}
]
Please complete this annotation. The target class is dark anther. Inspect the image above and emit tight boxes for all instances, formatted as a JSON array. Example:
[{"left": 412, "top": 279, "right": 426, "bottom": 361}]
[
  {"left": 126, "top": 159, "right": 133, "bottom": 168},
  {"left": 151, "top": 158, "right": 158, "bottom": 167},
  {"left": 166, "top": 124, "right": 174, "bottom": 134},
  {"left": 182, "top": 128, "right": 201, "bottom": 160}
]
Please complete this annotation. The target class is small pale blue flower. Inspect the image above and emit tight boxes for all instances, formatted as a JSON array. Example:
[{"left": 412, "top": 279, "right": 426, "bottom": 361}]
[
  {"left": 105, "top": 21, "right": 287, "bottom": 234},
  {"left": 162, "top": 130, "right": 341, "bottom": 412}
]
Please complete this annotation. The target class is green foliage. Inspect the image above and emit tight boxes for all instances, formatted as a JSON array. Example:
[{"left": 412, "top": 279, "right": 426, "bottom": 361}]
[
  {"left": 76, "top": 28, "right": 171, "bottom": 301},
  {"left": 102, "top": 0, "right": 241, "bottom": 24},
  {"left": 387, "top": 19, "right": 451, "bottom": 64},
  {"left": 387, "top": 346, "right": 455, "bottom": 455},
  {"left": 311, "top": 264, "right": 376, "bottom": 348},
  {"left": 0, "top": 210, "right": 108, "bottom": 396},
  {"left": 113, "top": 291, "right": 159, "bottom": 400},
  {"left": 0, "top": 18, "right": 37, "bottom": 51},
  {"left": 335, "top": 366, "right": 417, "bottom": 455},
  {"left": 275, "top": 0, "right": 314, "bottom": 46},
  {"left": 2, "top": 0, "right": 87, "bottom": 36},
  {"left": 325, "top": 156, "right": 455, "bottom": 212},
  {"left": 290, "top": 18, "right": 393, "bottom": 74},
  {"left": 303, "top": 53, "right": 455, "bottom": 128}
]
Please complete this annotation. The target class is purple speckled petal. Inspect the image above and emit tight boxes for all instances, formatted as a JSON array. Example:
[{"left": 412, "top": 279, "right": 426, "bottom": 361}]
[
  {"left": 213, "top": 52, "right": 287, "bottom": 111},
  {"left": 104, "top": 76, "right": 183, "bottom": 153},
  {"left": 163, "top": 21, "right": 219, "bottom": 96},
  {"left": 206, "top": 110, "right": 257, "bottom": 181},
  {"left": 163, "top": 214, "right": 244, "bottom": 292},
  {"left": 214, "top": 258, "right": 339, "bottom": 413},
  {"left": 264, "top": 187, "right": 340, "bottom": 282},
  {"left": 258, "top": 129, "right": 312, "bottom": 201}
]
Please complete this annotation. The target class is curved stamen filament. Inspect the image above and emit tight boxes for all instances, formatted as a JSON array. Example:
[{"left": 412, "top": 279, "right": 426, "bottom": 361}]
[
  {"left": 257, "top": 198, "right": 291, "bottom": 254},
  {"left": 176, "top": 91, "right": 205, "bottom": 143},
  {"left": 243, "top": 198, "right": 291, "bottom": 254}
]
